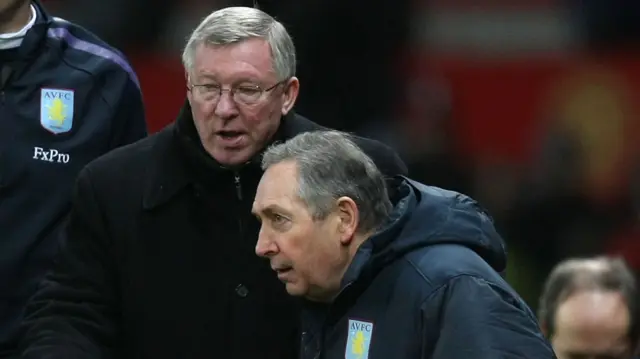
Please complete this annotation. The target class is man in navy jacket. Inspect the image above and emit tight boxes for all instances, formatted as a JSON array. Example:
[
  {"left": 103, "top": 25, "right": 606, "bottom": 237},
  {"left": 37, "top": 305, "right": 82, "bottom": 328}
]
[
  {"left": 253, "top": 130, "right": 556, "bottom": 359},
  {"left": 0, "top": 0, "right": 146, "bottom": 356}
]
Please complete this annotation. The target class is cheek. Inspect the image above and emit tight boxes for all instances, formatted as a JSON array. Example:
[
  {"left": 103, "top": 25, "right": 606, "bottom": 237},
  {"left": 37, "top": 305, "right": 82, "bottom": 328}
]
[
  {"left": 191, "top": 102, "right": 217, "bottom": 132},
  {"left": 284, "top": 232, "right": 320, "bottom": 269},
  {"left": 303, "top": 236, "right": 338, "bottom": 279},
  {"left": 241, "top": 103, "right": 281, "bottom": 135},
  {"left": 190, "top": 98, "right": 212, "bottom": 119}
]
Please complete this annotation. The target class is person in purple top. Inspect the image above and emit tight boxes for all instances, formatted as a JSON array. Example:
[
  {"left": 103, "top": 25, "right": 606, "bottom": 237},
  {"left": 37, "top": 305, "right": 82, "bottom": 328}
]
[{"left": 0, "top": 1, "right": 146, "bottom": 357}]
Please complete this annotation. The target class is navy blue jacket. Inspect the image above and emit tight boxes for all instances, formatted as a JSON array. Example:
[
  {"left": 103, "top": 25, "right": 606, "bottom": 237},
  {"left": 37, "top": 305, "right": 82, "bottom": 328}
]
[
  {"left": 301, "top": 178, "right": 556, "bottom": 359},
  {"left": 0, "top": 1, "right": 146, "bottom": 355}
]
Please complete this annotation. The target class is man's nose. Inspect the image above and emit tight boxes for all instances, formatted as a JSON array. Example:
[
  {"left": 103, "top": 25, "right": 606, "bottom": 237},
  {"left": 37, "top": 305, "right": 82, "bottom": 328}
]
[
  {"left": 255, "top": 228, "right": 276, "bottom": 258},
  {"left": 214, "top": 91, "right": 239, "bottom": 119}
]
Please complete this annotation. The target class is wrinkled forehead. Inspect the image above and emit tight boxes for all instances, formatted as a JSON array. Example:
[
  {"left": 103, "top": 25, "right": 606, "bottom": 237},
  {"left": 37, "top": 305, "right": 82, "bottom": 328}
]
[{"left": 253, "top": 162, "right": 300, "bottom": 211}]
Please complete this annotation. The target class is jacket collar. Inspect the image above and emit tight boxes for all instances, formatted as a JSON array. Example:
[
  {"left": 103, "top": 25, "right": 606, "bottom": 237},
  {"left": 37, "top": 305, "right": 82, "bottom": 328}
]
[
  {"left": 142, "top": 122, "right": 191, "bottom": 210},
  {"left": 143, "top": 100, "right": 321, "bottom": 209}
]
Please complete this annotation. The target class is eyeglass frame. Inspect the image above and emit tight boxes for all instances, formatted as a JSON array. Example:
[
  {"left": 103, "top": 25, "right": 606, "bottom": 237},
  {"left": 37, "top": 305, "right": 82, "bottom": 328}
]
[{"left": 187, "top": 79, "right": 289, "bottom": 105}]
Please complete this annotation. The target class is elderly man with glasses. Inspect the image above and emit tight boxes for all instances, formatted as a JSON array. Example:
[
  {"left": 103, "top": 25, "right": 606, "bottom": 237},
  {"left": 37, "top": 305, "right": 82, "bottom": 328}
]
[{"left": 18, "top": 6, "right": 406, "bottom": 359}]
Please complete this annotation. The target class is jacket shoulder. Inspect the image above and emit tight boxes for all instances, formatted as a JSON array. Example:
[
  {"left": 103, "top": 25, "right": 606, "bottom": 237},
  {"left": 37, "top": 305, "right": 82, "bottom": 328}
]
[
  {"left": 46, "top": 18, "right": 139, "bottom": 90},
  {"left": 405, "top": 245, "right": 506, "bottom": 293}
]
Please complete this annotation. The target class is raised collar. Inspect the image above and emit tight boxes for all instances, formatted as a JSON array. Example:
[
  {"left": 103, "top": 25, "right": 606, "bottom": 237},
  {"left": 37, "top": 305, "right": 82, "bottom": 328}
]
[{"left": 141, "top": 123, "right": 191, "bottom": 210}]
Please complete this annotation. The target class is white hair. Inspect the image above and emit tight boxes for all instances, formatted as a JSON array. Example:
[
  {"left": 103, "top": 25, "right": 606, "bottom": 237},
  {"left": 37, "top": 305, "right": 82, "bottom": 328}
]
[{"left": 182, "top": 7, "right": 296, "bottom": 80}]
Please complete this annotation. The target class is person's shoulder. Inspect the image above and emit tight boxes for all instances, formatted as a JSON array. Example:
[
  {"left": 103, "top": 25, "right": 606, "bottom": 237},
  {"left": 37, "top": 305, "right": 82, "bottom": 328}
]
[
  {"left": 405, "top": 244, "right": 505, "bottom": 291},
  {"left": 349, "top": 134, "right": 396, "bottom": 154},
  {"left": 390, "top": 246, "right": 517, "bottom": 316},
  {"left": 46, "top": 17, "right": 139, "bottom": 91}
]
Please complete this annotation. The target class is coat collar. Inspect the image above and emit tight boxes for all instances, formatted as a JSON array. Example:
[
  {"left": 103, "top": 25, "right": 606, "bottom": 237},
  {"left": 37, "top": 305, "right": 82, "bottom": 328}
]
[
  {"left": 142, "top": 100, "right": 322, "bottom": 210},
  {"left": 142, "top": 123, "right": 190, "bottom": 210}
]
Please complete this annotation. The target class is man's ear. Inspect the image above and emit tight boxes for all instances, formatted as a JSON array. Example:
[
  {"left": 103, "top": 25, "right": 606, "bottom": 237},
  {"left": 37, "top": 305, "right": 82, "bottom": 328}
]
[
  {"left": 335, "top": 196, "right": 358, "bottom": 245},
  {"left": 281, "top": 77, "right": 299, "bottom": 115}
]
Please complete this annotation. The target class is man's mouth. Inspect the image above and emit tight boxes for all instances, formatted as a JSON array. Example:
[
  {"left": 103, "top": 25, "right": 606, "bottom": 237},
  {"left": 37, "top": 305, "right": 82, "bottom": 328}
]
[
  {"left": 216, "top": 131, "right": 247, "bottom": 146},
  {"left": 273, "top": 267, "right": 292, "bottom": 274},
  {"left": 217, "top": 131, "right": 244, "bottom": 139}
]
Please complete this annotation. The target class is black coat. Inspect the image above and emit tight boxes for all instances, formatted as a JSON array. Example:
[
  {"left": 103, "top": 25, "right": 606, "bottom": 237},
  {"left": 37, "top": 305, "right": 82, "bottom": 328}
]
[{"left": 19, "top": 103, "right": 407, "bottom": 359}]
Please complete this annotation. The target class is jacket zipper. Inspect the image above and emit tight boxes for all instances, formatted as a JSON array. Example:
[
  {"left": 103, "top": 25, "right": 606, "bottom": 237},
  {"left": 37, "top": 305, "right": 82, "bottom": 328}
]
[
  {"left": 0, "top": 64, "right": 13, "bottom": 104},
  {"left": 234, "top": 172, "right": 243, "bottom": 200},
  {"left": 234, "top": 172, "right": 245, "bottom": 242},
  {"left": 312, "top": 282, "right": 354, "bottom": 359}
]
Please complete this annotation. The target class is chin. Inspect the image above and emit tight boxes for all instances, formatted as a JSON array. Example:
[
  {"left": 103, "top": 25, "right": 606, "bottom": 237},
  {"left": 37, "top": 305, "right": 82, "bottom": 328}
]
[{"left": 284, "top": 282, "right": 308, "bottom": 297}]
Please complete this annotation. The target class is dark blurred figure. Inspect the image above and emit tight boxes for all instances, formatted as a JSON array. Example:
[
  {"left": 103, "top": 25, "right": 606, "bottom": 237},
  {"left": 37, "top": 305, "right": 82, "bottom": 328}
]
[
  {"left": 44, "top": 0, "right": 174, "bottom": 50},
  {"left": 539, "top": 256, "right": 639, "bottom": 359},
  {"left": 574, "top": 1, "right": 640, "bottom": 50},
  {"left": 398, "top": 77, "right": 472, "bottom": 195},
  {"left": 257, "top": 0, "right": 412, "bottom": 132},
  {"left": 505, "top": 126, "right": 629, "bottom": 288},
  {"left": 360, "top": 76, "right": 473, "bottom": 197}
]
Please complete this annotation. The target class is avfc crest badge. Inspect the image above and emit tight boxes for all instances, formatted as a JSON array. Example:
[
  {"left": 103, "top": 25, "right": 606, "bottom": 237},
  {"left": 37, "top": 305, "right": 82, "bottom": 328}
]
[
  {"left": 40, "top": 88, "right": 74, "bottom": 134},
  {"left": 345, "top": 319, "right": 373, "bottom": 359}
]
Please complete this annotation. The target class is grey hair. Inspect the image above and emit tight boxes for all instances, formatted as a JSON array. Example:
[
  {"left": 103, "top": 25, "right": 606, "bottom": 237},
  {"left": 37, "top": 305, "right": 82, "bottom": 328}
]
[
  {"left": 261, "top": 131, "right": 393, "bottom": 234},
  {"left": 182, "top": 7, "right": 296, "bottom": 80}
]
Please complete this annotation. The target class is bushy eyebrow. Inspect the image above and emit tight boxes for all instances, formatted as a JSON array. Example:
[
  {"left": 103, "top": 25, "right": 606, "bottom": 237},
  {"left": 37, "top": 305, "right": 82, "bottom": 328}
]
[{"left": 252, "top": 204, "right": 289, "bottom": 218}]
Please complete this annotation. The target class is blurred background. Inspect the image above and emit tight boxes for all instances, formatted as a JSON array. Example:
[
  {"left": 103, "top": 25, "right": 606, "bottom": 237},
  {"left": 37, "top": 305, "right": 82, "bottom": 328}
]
[{"left": 43, "top": 0, "right": 640, "bottom": 309}]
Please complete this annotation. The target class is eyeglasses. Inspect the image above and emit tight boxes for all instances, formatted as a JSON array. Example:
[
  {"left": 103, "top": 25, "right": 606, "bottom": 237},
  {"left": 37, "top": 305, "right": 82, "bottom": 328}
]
[{"left": 188, "top": 80, "right": 286, "bottom": 105}]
